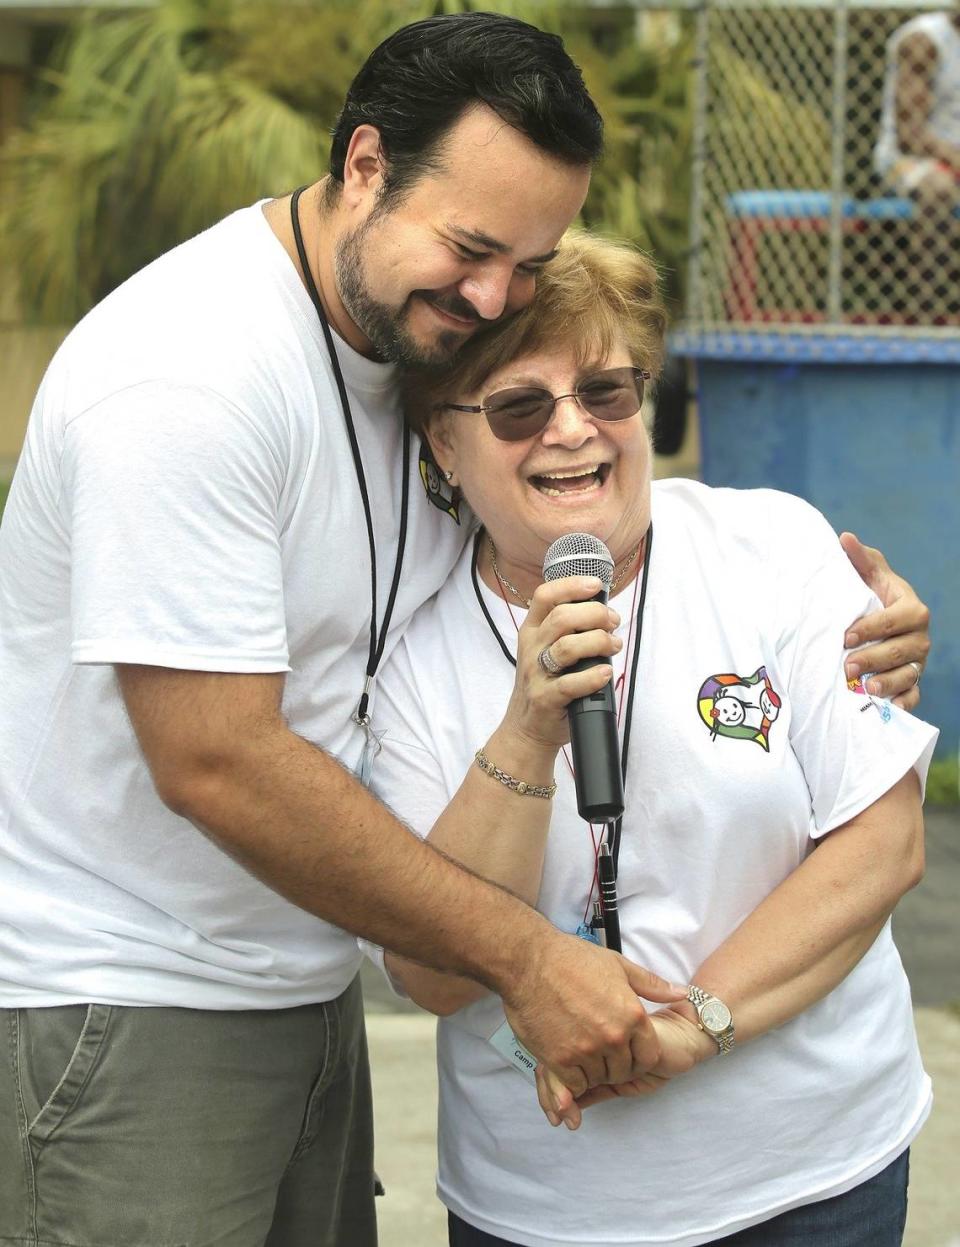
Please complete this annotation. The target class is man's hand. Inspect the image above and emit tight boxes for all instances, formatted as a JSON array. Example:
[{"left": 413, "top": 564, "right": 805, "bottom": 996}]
[
  {"left": 839, "top": 532, "right": 931, "bottom": 710},
  {"left": 535, "top": 1009, "right": 708, "bottom": 1130},
  {"left": 501, "top": 930, "right": 686, "bottom": 1103}
]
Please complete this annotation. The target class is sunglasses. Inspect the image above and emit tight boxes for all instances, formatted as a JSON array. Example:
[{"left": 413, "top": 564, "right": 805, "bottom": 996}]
[{"left": 438, "top": 365, "right": 651, "bottom": 443}]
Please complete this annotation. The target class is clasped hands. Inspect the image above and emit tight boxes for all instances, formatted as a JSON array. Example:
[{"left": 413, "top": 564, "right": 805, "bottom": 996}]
[
  {"left": 535, "top": 1002, "right": 715, "bottom": 1131},
  {"left": 500, "top": 931, "right": 715, "bottom": 1135}
]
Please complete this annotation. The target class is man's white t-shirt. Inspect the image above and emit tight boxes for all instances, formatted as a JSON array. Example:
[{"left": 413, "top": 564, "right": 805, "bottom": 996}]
[
  {"left": 371, "top": 481, "right": 937, "bottom": 1247},
  {"left": 0, "top": 203, "right": 467, "bottom": 1009}
]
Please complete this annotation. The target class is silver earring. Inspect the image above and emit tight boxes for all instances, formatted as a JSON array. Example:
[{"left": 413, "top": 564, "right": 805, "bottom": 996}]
[{"left": 442, "top": 469, "right": 455, "bottom": 482}]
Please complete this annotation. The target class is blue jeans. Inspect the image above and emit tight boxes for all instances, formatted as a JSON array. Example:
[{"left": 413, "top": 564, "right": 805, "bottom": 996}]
[{"left": 447, "top": 1148, "right": 910, "bottom": 1246}]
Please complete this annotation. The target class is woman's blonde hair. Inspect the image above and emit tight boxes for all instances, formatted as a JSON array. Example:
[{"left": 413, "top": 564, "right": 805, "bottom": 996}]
[{"left": 402, "top": 229, "right": 667, "bottom": 431}]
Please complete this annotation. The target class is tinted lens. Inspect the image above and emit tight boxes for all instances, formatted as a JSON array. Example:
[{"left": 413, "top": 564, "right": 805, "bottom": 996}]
[
  {"left": 483, "top": 388, "right": 553, "bottom": 442},
  {"left": 577, "top": 367, "right": 644, "bottom": 421}
]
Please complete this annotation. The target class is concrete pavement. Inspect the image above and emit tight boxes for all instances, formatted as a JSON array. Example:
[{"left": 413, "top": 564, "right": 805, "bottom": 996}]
[{"left": 364, "top": 808, "right": 960, "bottom": 1247}]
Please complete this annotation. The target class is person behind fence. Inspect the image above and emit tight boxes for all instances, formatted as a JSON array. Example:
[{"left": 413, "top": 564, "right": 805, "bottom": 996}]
[
  {"left": 369, "top": 230, "right": 939, "bottom": 1247},
  {"left": 875, "top": 4, "right": 960, "bottom": 307}
]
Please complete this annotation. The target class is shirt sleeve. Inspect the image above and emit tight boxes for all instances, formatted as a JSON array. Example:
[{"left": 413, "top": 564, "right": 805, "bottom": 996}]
[
  {"left": 368, "top": 636, "right": 456, "bottom": 837},
  {"left": 358, "top": 632, "right": 456, "bottom": 985},
  {"left": 769, "top": 494, "right": 938, "bottom": 836},
  {"left": 61, "top": 381, "right": 291, "bottom": 671}
]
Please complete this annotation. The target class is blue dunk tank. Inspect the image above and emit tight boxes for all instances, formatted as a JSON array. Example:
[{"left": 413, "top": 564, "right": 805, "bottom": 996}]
[{"left": 672, "top": 0, "right": 959, "bottom": 754}]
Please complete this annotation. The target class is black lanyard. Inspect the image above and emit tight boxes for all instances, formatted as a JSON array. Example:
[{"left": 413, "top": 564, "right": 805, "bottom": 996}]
[
  {"left": 290, "top": 186, "right": 411, "bottom": 725},
  {"left": 470, "top": 524, "right": 653, "bottom": 871}
]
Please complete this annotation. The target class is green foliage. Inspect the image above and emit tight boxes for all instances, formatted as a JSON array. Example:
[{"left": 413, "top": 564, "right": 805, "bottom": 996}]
[
  {"left": 555, "top": 9, "right": 695, "bottom": 313},
  {"left": 926, "top": 757, "right": 960, "bottom": 806},
  {"left": 0, "top": 0, "right": 435, "bottom": 321},
  {"left": 0, "top": 0, "right": 694, "bottom": 324}
]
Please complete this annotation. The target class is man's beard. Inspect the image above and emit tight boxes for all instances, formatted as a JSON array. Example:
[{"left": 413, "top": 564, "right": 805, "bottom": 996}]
[{"left": 334, "top": 217, "right": 479, "bottom": 367}]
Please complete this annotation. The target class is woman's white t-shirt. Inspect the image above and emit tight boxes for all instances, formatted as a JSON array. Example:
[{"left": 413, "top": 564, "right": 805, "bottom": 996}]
[
  {"left": 371, "top": 481, "right": 937, "bottom": 1247},
  {"left": 0, "top": 204, "right": 467, "bottom": 1009}
]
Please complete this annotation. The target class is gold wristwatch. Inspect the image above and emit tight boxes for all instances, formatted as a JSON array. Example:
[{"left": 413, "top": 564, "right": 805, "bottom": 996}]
[{"left": 686, "top": 984, "right": 735, "bottom": 1054}]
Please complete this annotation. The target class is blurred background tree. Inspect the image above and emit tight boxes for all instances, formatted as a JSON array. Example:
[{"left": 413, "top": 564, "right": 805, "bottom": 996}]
[{"left": 0, "top": 0, "right": 695, "bottom": 325}]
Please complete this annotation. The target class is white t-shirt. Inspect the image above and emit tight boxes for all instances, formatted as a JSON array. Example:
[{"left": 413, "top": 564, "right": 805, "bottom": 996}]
[
  {"left": 875, "top": 12, "right": 960, "bottom": 174},
  {"left": 370, "top": 481, "right": 937, "bottom": 1247},
  {"left": 0, "top": 203, "right": 467, "bottom": 1009}
]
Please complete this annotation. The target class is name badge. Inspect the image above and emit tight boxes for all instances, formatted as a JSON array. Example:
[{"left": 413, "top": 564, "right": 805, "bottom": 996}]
[{"left": 488, "top": 1020, "right": 538, "bottom": 1083}]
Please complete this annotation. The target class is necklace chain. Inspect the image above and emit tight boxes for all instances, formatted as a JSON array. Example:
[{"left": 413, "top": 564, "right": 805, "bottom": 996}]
[{"left": 488, "top": 534, "right": 644, "bottom": 608}]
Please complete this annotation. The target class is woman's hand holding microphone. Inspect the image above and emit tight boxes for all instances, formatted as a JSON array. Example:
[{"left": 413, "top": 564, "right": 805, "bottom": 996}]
[{"left": 502, "top": 574, "right": 623, "bottom": 750}]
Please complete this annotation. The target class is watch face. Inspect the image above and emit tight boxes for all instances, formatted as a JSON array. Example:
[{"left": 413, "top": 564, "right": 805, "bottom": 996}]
[{"left": 701, "top": 999, "right": 732, "bottom": 1033}]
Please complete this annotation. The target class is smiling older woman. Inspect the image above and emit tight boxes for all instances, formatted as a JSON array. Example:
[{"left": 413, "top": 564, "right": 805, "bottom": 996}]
[{"left": 367, "top": 232, "right": 938, "bottom": 1247}]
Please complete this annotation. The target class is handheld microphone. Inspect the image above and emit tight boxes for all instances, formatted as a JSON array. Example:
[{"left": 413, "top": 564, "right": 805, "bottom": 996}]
[{"left": 542, "top": 533, "right": 624, "bottom": 823}]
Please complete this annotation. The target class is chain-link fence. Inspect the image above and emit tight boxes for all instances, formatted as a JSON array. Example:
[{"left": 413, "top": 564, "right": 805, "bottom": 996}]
[{"left": 684, "top": 0, "right": 960, "bottom": 336}]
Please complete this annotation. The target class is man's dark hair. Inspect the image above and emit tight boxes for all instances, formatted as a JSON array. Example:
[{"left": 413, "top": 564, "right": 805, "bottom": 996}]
[{"left": 328, "top": 11, "right": 603, "bottom": 205}]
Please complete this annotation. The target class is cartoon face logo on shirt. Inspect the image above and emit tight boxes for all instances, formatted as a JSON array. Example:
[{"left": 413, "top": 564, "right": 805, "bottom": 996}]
[{"left": 697, "top": 667, "right": 782, "bottom": 750}]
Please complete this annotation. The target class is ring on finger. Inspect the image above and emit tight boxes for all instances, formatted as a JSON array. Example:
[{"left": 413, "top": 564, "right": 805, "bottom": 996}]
[
  {"left": 908, "top": 660, "right": 922, "bottom": 688},
  {"left": 538, "top": 645, "right": 563, "bottom": 676}
]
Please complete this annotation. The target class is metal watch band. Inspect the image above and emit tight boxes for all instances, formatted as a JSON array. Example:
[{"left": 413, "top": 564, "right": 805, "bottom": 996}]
[{"left": 686, "top": 983, "right": 735, "bottom": 1054}]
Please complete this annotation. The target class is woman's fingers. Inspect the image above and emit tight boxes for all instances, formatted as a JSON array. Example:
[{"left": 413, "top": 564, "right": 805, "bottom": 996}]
[
  {"left": 540, "top": 627, "right": 623, "bottom": 673},
  {"left": 844, "top": 626, "right": 929, "bottom": 709},
  {"left": 521, "top": 586, "right": 622, "bottom": 699},
  {"left": 845, "top": 629, "right": 929, "bottom": 673},
  {"left": 534, "top": 601, "right": 621, "bottom": 649},
  {"left": 535, "top": 1064, "right": 582, "bottom": 1130},
  {"left": 848, "top": 657, "right": 923, "bottom": 707},
  {"left": 576, "top": 1078, "right": 662, "bottom": 1110},
  {"left": 839, "top": 532, "right": 931, "bottom": 713},
  {"left": 844, "top": 606, "right": 930, "bottom": 665},
  {"left": 507, "top": 577, "right": 624, "bottom": 746},
  {"left": 838, "top": 532, "right": 925, "bottom": 627},
  {"left": 891, "top": 683, "right": 921, "bottom": 713},
  {"left": 525, "top": 576, "right": 607, "bottom": 628},
  {"left": 524, "top": 583, "right": 621, "bottom": 673},
  {"left": 838, "top": 532, "right": 894, "bottom": 600}
]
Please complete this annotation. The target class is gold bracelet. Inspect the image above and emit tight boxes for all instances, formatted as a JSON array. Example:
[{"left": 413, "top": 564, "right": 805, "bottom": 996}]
[{"left": 474, "top": 748, "right": 557, "bottom": 799}]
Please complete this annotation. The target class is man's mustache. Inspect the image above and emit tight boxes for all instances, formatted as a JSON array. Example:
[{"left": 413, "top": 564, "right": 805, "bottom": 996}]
[{"left": 415, "top": 291, "right": 482, "bottom": 324}]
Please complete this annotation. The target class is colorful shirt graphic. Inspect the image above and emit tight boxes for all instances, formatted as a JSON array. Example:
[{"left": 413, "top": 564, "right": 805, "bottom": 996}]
[
  {"left": 847, "top": 673, "right": 893, "bottom": 722},
  {"left": 697, "top": 667, "right": 781, "bottom": 750}
]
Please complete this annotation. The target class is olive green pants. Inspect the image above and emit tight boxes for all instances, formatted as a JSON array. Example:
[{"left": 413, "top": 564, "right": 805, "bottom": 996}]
[{"left": 0, "top": 976, "right": 377, "bottom": 1247}]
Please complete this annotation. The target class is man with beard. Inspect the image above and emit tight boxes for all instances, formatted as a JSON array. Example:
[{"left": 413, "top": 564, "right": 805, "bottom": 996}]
[
  {"left": 0, "top": 12, "right": 931, "bottom": 1247},
  {"left": 0, "top": 15, "right": 690, "bottom": 1245}
]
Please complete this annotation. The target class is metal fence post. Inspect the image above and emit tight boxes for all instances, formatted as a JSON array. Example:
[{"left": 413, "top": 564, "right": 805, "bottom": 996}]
[{"left": 828, "top": 0, "right": 850, "bottom": 324}]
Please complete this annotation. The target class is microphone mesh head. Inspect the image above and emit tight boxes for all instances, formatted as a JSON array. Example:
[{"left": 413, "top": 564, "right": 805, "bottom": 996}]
[{"left": 542, "top": 533, "right": 614, "bottom": 587}]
